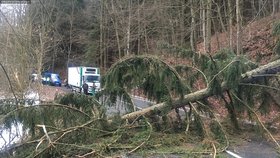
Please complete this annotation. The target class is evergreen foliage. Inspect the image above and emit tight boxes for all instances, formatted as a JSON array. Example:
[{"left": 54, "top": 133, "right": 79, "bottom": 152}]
[
  {"left": 273, "top": 21, "right": 280, "bottom": 56},
  {"left": 102, "top": 55, "right": 186, "bottom": 104},
  {"left": 0, "top": 94, "right": 121, "bottom": 157},
  {"left": 272, "top": 21, "right": 280, "bottom": 36},
  {"left": 0, "top": 94, "right": 104, "bottom": 140}
]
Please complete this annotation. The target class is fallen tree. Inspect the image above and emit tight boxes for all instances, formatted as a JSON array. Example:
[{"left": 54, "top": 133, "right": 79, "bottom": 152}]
[
  {"left": 115, "top": 56, "right": 280, "bottom": 151},
  {"left": 1, "top": 56, "right": 280, "bottom": 157},
  {"left": 121, "top": 58, "right": 280, "bottom": 121}
]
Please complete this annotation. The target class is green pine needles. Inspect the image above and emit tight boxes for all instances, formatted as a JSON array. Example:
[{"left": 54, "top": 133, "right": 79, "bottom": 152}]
[
  {"left": 102, "top": 55, "right": 186, "bottom": 104},
  {"left": 273, "top": 21, "right": 280, "bottom": 56}
]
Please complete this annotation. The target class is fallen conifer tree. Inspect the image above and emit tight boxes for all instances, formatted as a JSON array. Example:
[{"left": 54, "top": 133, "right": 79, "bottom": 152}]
[
  {"left": 1, "top": 52, "right": 280, "bottom": 157},
  {"left": 120, "top": 57, "right": 280, "bottom": 122}
]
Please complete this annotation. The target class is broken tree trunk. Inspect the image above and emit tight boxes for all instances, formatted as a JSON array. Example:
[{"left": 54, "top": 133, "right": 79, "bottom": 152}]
[{"left": 122, "top": 59, "right": 280, "bottom": 121}]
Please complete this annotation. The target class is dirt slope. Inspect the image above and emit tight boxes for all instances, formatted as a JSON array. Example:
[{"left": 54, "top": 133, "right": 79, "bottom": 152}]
[{"left": 197, "top": 14, "right": 280, "bottom": 64}]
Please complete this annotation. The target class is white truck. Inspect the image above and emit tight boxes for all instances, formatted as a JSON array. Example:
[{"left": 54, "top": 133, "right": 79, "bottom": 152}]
[{"left": 68, "top": 67, "right": 101, "bottom": 94}]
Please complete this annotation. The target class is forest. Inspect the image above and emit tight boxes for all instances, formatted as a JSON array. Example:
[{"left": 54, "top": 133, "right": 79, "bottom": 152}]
[{"left": 0, "top": 0, "right": 280, "bottom": 157}]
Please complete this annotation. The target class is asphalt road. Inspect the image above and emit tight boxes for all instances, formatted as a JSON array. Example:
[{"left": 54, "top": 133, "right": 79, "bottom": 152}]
[{"left": 227, "top": 139, "right": 279, "bottom": 158}]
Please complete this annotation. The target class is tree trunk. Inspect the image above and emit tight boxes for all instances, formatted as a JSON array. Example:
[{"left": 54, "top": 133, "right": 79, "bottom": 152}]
[
  {"left": 179, "top": 0, "right": 185, "bottom": 47},
  {"left": 205, "top": 0, "right": 212, "bottom": 53},
  {"left": 279, "top": 0, "right": 280, "bottom": 13},
  {"left": 228, "top": 0, "right": 233, "bottom": 50},
  {"left": 121, "top": 59, "right": 280, "bottom": 122},
  {"left": 104, "top": 14, "right": 108, "bottom": 69},
  {"left": 100, "top": 0, "right": 104, "bottom": 68},
  {"left": 110, "top": 0, "right": 122, "bottom": 59},
  {"left": 190, "top": 0, "right": 196, "bottom": 52},
  {"left": 212, "top": 19, "right": 220, "bottom": 50},
  {"left": 115, "top": 21, "right": 121, "bottom": 59},
  {"left": 251, "top": 0, "right": 257, "bottom": 17},
  {"left": 236, "top": 0, "right": 242, "bottom": 55},
  {"left": 202, "top": 1, "right": 207, "bottom": 53},
  {"left": 126, "top": 0, "right": 131, "bottom": 56},
  {"left": 137, "top": 0, "right": 141, "bottom": 55},
  {"left": 272, "top": 0, "right": 276, "bottom": 17},
  {"left": 67, "top": 0, "right": 74, "bottom": 69},
  {"left": 214, "top": 0, "right": 226, "bottom": 33},
  {"left": 144, "top": 27, "right": 149, "bottom": 54}
]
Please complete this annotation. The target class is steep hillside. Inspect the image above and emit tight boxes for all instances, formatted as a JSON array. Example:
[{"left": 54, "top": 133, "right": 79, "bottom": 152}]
[{"left": 197, "top": 14, "right": 280, "bottom": 64}]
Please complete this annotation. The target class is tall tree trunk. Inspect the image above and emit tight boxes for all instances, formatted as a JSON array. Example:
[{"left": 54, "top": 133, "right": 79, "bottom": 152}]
[
  {"left": 137, "top": 0, "right": 141, "bottom": 55},
  {"left": 212, "top": 19, "right": 220, "bottom": 50},
  {"left": 104, "top": 10, "right": 108, "bottom": 68},
  {"left": 179, "top": 0, "right": 185, "bottom": 47},
  {"left": 126, "top": 0, "right": 131, "bottom": 55},
  {"left": 236, "top": 0, "right": 242, "bottom": 55},
  {"left": 279, "top": 0, "right": 280, "bottom": 12},
  {"left": 115, "top": 22, "right": 121, "bottom": 58},
  {"left": 251, "top": 0, "right": 257, "bottom": 17},
  {"left": 67, "top": 0, "right": 74, "bottom": 69},
  {"left": 100, "top": 0, "right": 104, "bottom": 68},
  {"left": 213, "top": 0, "right": 226, "bottom": 32},
  {"left": 5, "top": 27, "right": 10, "bottom": 67},
  {"left": 171, "top": 19, "right": 176, "bottom": 46},
  {"left": 190, "top": 0, "right": 196, "bottom": 52},
  {"left": 52, "top": 45, "right": 56, "bottom": 72},
  {"left": 110, "top": 0, "right": 122, "bottom": 59},
  {"left": 206, "top": 0, "right": 212, "bottom": 53},
  {"left": 144, "top": 27, "right": 149, "bottom": 54},
  {"left": 228, "top": 0, "right": 233, "bottom": 50},
  {"left": 202, "top": 0, "right": 207, "bottom": 53},
  {"left": 272, "top": 0, "right": 276, "bottom": 17}
]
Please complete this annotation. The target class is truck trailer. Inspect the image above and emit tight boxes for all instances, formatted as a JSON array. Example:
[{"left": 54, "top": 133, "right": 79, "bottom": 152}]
[{"left": 68, "top": 67, "right": 101, "bottom": 94}]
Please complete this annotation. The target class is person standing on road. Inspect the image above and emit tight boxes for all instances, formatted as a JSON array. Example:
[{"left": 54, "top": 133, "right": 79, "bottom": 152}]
[
  {"left": 82, "top": 81, "right": 89, "bottom": 95},
  {"left": 92, "top": 82, "right": 97, "bottom": 96}
]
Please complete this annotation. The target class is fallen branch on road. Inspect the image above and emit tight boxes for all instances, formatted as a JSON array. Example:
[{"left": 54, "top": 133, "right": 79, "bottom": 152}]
[{"left": 121, "top": 59, "right": 280, "bottom": 122}]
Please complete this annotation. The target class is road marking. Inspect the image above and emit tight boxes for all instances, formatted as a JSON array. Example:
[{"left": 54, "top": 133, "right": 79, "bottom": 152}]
[{"left": 225, "top": 150, "right": 243, "bottom": 158}]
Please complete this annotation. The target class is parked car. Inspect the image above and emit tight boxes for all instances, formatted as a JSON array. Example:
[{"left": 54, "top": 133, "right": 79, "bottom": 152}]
[{"left": 42, "top": 72, "right": 62, "bottom": 87}]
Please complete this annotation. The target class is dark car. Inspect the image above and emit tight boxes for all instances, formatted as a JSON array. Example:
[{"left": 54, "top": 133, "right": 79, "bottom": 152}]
[{"left": 42, "top": 73, "right": 62, "bottom": 87}]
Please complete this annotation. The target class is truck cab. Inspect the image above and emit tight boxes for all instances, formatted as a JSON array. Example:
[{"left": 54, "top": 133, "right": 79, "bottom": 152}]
[
  {"left": 83, "top": 74, "right": 101, "bottom": 94},
  {"left": 68, "top": 67, "right": 101, "bottom": 94}
]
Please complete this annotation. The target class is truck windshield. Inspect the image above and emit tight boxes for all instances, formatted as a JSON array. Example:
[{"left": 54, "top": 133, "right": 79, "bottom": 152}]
[
  {"left": 85, "top": 75, "right": 99, "bottom": 82},
  {"left": 51, "top": 74, "right": 61, "bottom": 81}
]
